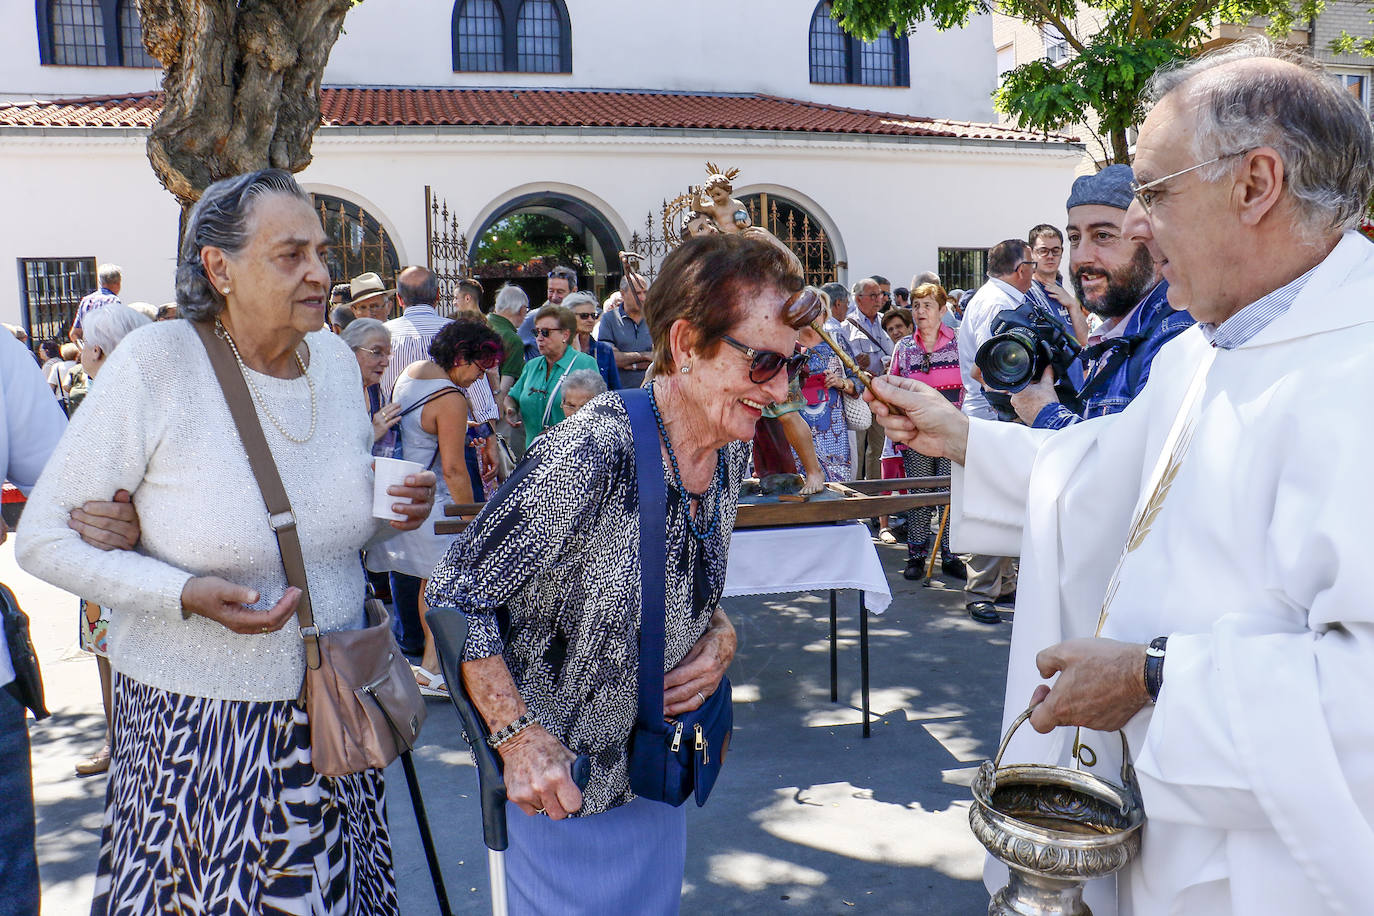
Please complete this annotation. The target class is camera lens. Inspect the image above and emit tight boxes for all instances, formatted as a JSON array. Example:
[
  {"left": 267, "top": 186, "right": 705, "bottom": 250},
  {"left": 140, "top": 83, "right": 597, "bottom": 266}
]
[{"left": 979, "top": 335, "right": 1035, "bottom": 388}]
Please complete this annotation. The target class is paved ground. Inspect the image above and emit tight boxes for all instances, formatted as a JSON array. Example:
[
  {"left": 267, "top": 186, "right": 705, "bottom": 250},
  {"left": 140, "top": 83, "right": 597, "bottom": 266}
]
[{"left": 8, "top": 530, "right": 1014, "bottom": 915}]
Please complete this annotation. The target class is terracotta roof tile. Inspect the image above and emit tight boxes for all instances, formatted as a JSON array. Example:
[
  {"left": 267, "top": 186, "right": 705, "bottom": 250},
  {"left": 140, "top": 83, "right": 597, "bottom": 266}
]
[{"left": 0, "top": 87, "right": 1075, "bottom": 143}]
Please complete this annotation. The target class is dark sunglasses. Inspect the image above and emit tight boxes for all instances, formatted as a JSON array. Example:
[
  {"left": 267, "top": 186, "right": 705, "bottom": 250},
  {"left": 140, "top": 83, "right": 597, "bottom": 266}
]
[
  {"left": 721, "top": 335, "right": 809, "bottom": 384},
  {"left": 535, "top": 327, "right": 566, "bottom": 338},
  {"left": 573, "top": 311, "right": 598, "bottom": 320}
]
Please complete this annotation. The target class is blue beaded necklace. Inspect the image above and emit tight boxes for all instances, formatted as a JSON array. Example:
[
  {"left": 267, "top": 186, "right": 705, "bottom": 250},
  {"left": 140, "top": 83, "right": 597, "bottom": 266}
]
[{"left": 648, "top": 383, "right": 724, "bottom": 541}]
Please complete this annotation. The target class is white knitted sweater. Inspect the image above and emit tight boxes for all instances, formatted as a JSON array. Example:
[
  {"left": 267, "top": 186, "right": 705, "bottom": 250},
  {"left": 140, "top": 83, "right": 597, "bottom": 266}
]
[{"left": 16, "top": 320, "right": 389, "bottom": 701}]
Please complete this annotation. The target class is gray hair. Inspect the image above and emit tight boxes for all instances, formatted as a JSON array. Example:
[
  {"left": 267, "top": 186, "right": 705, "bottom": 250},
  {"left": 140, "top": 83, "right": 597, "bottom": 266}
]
[
  {"left": 397, "top": 266, "right": 439, "bottom": 307},
  {"left": 820, "top": 281, "right": 848, "bottom": 306},
  {"left": 561, "top": 368, "right": 607, "bottom": 399},
  {"left": 619, "top": 273, "right": 647, "bottom": 295},
  {"left": 83, "top": 302, "right": 150, "bottom": 355},
  {"left": 547, "top": 264, "right": 578, "bottom": 290},
  {"left": 913, "top": 270, "right": 940, "bottom": 286},
  {"left": 561, "top": 291, "right": 598, "bottom": 312},
  {"left": 340, "top": 317, "right": 389, "bottom": 350},
  {"left": 850, "top": 277, "right": 878, "bottom": 298},
  {"left": 175, "top": 169, "right": 312, "bottom": 322},
  {"left": 1145, "top": 37, "right": 1374, "bottom": 240},
  {"left": 126, "top": 301, "right": 158, "bottom": 321},
  {"left": 97, "top": 263, "right": 122, "bottom": 287},
  {"left": 493, "top": 283, "right": 529, "bottom": 317}
]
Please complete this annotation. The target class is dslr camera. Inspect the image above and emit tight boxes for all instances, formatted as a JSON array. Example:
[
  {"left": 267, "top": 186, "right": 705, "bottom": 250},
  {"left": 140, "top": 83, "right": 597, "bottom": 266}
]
[{"left": 974, "top": 300, "right": 1083, "bottom": 422}]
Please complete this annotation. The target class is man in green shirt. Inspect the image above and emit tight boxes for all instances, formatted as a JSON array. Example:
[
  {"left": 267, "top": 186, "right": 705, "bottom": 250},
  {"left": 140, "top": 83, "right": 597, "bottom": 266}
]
[
  {"left": 488, "top": 282, "right": 529, "bottom": 456},
  {"left": 507, "top": 305, "right": 599, "bottom": 440}
]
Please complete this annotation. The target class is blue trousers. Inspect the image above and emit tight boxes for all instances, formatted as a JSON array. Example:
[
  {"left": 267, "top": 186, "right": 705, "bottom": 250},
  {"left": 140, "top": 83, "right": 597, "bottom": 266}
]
[{"left": 0, "top": 686, "right": 39, "bottom": 916}]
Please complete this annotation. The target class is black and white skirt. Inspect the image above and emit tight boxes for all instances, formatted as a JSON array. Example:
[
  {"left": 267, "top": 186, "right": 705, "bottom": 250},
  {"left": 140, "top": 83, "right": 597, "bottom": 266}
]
[{"left": 92, "top": 674, "right": 397, "bottom": 916}]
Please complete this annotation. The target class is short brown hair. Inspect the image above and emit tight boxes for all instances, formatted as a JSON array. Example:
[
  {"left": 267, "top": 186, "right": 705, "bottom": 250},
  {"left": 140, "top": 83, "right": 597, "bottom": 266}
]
[
  {"left": 882, "top": 308, "right": 913, "bottom": 332},
  {"left": 534, "top": 304, "right": 577, "bottom": 334},
  {"left": 909, "top": 282, "right": 948, "bottom": 308},
  {"left": 646, "top": 234, "right": 805, "bottom": 374}
]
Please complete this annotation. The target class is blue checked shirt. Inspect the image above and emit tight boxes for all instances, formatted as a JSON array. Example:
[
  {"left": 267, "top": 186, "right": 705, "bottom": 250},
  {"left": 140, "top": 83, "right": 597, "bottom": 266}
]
[
  {"left": 1033, "top": 281, "right": 1195, "bottom": 429},
  {"left": 1202, "top": 267, "right": 1314, "bottom": 350}
]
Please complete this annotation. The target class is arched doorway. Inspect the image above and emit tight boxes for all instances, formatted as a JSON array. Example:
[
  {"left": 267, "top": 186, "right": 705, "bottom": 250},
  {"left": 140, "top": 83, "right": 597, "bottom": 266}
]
[
  {"left": 740, "top": 192, "right": 838, "bottom": 289},
  {"left": 312, "top": 193, "right": 401, "bottom": 296},
  {"left": 469, "top": 191, "right": 626, "bottom": 303}
]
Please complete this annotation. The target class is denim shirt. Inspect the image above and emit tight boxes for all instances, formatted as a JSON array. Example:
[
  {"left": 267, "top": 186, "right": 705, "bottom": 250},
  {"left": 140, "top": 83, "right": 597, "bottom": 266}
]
[{"left": 1033, "top": 281, "right": 1195, "bottom": 429}]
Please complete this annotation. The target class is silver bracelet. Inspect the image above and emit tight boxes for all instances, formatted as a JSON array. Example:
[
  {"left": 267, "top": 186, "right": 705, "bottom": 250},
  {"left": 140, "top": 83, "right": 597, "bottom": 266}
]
[{"left": 486, "top": 711, "right": 538, "bottom": 749}]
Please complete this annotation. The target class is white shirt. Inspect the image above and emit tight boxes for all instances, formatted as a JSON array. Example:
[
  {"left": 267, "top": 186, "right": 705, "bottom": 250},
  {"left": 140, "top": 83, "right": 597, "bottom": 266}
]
[
  {"left": 844, "top": 308, "right": 893, "bottom": 371},
  {"left": 1, "top": 332, "right": 67, "bottom": 687},
  {"left": 956, "top": 277, "right": 1025, "bottom": 420},
  {"left": 956, "top": 232, "right": 1374, "bottom": 914},
  {"left": 382, "top": 304, "right": 451, "bottom": 401}
]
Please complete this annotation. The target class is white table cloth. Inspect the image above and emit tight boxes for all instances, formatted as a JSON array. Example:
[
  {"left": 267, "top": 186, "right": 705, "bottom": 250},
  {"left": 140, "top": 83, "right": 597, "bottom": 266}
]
[{"left": 723, "top": 521, "right": 892, "bottom": 613}]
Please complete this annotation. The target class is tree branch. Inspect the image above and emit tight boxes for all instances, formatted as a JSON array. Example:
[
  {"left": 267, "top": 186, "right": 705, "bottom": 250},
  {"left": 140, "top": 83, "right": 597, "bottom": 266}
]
[{"left": 999, "top": 0, "right": 1089, "bottom": 53}]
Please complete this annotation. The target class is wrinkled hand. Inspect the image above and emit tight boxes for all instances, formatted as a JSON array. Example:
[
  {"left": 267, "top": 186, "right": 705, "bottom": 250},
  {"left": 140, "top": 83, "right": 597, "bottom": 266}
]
[
  {"left": 500, "top": 725, "right": 583, "bottom": 819},
  {"left": 387, "top": 470, "right": 437, "bottom": 531},
  {"left": 664, "top": 610, "right": 736, "bottom": 717},
  {"left": 823, "top": 368, "right": 851, "bottom": 393},
  {"left": 1028, "top": 638, "right": 1150, "bottom": 734},
  {"left": 180, "top": 577, "right": 301, "bottom": 635},
  {"left": 1008, "top": 368, "right": 1060, "bottom": 426},
  {"left": 864, "top": 375, "right": 969, "bottom": 464},
  {"left": 69, "top": 489, "right": 141, "bottom": 551},
  {"left": 504, "top": 404, "right": 523, "bottom": 427},
  {"left": 371, "top": 403, "right": 402, "bottom": 443}
]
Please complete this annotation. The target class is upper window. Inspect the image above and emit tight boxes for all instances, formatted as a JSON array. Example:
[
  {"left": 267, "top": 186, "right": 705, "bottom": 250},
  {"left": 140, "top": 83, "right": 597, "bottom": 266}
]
[
  {"left": 1333, "top": 70, "right": 1370, "bottom": 110},
  {"left": 1042, "top": 25, "right": 1070, "bottom": 66},
  {"left": 40, "top": 0, "right": 157, "bottom": 67},
  {"left": 49, "top": 0, "right": 106, "bottom": 66},
  {"left": 452, "top": 0, "right": 570, "bottom": 73},
  {"left": 808, "top": 2, "right": 909, "bottom": 87}
]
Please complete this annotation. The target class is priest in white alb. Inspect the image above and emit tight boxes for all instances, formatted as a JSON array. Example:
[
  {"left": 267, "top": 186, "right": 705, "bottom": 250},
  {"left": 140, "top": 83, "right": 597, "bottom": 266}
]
[{"left": 866, "top": 39, "right": 1374, "bottom": 915}]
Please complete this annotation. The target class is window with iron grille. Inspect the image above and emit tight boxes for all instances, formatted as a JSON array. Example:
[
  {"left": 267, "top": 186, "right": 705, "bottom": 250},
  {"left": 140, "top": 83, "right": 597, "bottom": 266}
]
[
  {"left": 452, "top": 0, "right": 570, "bottom": 73},
  {"left": 117, "top": 0, "right": 157, "bottom": 68},
  {"left": 516, "top": 0, "right": 561, "bottom": 73},
  {"left": 809, "top": 2, "right": 849, "bottom": 83},
  {"left": 938, "top": 248, "right": 989, "bottom": 295},
  {"left": 455, "top": 0, "right": 504, "bottom": 71},
  {"left": 312, "top": 195, "right": 400, "bottom": 298},
  {"left": 49, "top": 0, "right": 106, "bottom": 66},
  {"left": 18, "top": 257, "right": 97, "bottom": 344},
  {"left": 808, "top": 1, "right": 908, "bottom": 87}
]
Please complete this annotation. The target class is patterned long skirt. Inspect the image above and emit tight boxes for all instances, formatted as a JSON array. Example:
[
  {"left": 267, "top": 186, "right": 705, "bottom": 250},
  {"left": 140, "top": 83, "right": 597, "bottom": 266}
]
[
  {"left": 92, "top": 674, "right": 397, "bottom": 916},
  {"left": 902, "top": 449, "right": 953, "bottom": 560}
]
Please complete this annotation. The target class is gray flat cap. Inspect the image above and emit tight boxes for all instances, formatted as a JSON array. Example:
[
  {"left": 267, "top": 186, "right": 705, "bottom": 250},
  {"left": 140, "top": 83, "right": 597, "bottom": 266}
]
[{"left": 1066, "top": 163, "right": 1135, "bottom": 212}]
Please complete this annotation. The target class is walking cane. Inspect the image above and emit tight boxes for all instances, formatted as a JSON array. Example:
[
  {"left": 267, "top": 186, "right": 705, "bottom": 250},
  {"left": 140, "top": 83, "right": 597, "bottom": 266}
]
[
  {"left": 428, "top": 607, "right": 591, "bottom": 916},
  {"left": 923, "top": 505, "right": 950, "bottom": 586}
]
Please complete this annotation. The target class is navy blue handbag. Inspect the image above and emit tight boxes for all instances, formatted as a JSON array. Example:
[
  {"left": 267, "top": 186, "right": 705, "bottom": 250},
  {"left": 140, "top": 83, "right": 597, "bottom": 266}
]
[{"left": 622, "top": 389, "right": 732, "bottom": 807}]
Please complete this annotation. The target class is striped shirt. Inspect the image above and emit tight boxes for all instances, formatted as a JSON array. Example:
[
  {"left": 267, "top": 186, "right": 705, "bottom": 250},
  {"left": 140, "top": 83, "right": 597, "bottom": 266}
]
[
  {"left": 73, "top": 287, "right": 121, "bottom": 332},
  {"left": 464, "top": 373, "right": 498, "bottom": 424},
  {"left": 1202, "top": 267, "right": 1315, "bottom": 350},
  {"left": 381, "top": 304, "right": 450, "bottom": 401}
]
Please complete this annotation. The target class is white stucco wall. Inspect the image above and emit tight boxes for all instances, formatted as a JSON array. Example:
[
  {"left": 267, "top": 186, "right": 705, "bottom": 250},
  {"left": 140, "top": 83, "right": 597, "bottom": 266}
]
[
  {"left": 0, "top": 0, "right": 995, "bottom": 122},
  {"left": 0, "top": 126, "right": 1080, "bottom": 329}
]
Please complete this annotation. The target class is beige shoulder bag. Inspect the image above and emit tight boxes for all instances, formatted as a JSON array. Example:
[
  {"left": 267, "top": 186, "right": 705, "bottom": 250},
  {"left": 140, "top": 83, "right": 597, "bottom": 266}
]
[{"left": 193, "top": 320, "right": 426, "bottom": 777}]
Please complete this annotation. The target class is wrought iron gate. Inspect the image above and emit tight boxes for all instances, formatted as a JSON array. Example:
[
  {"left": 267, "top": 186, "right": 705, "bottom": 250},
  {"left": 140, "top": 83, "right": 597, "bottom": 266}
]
[{"left": 425, "top": 186, "right": 470, "bottom": 316}]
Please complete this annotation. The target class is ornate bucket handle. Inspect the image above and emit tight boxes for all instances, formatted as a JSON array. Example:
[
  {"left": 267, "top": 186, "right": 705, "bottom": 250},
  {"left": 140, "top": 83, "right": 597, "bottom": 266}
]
[{"left": 993, "top": 704, "right": 1142, "bottom": 814}]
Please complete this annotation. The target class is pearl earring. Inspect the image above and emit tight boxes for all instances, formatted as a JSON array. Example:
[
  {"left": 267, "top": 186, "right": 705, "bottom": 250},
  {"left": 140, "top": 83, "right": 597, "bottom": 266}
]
[
  {"left": 681, "top": 364, "right": 691, "bottom": 374},
  {"left": 222, "top": 287, "right": 231, "bottom": 295}
]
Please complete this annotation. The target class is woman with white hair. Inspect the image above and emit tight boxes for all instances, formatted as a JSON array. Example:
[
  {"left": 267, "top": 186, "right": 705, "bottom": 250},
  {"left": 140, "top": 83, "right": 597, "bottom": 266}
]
[
  {"left": 559, "top": 367, "right": 607, "bottom": 418},
  {"left": 80, "top": 303, "right": 151, "bottom": 379}
]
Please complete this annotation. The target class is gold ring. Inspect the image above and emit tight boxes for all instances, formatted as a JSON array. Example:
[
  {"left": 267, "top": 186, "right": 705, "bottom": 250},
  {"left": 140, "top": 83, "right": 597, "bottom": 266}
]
[
  {"left": 696, "top": 691, "right": 706, "bottom": 704},
  {"left": 261, "top": 626, "right": 271, "bottom": 634}
]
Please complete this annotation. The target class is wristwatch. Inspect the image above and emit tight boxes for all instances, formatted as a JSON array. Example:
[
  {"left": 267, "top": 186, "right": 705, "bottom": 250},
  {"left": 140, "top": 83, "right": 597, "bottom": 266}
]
[{"left": 1144, "top": 636, "right": 1168, "bottom": 703}]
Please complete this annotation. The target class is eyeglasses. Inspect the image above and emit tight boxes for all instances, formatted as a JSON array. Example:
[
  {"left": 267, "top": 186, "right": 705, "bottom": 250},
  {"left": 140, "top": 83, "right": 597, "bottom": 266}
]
[
  {"left": 720, "top": 334, "right": 809, "bottom": 384},
  {"left": 1130, "top": 150, "right": 1252, "bottom": 213},
  {"left": 534, "top": 327, "right": 566, "bottom": 338},
  {"left": 1019, "top": 260, "right": 1038, "bottom": 269},
  {"left": 1033, "top": 246, "right": 1063, "bottom": 257},
  {"left": 353, "top": 345, "right": 390, "bottom": 359},
  {"left": 573, "top": 311, "right": 598, "bottom": 320}
]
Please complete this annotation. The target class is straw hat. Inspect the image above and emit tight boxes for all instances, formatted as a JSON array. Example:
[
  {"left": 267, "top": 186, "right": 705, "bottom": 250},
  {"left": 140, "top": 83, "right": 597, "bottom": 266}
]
[{"left": 348, "top": 272, "right": 393, "bottom": 307}]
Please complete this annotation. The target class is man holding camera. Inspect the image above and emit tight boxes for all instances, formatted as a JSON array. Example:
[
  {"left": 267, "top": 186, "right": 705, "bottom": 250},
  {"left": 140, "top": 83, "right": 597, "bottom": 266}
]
[
  {"left": 1010, "top": 166, "right": 1196, "bottom": 429},
  {"left": 869, "top": 40, "right": 1374, "bottom": 913}
]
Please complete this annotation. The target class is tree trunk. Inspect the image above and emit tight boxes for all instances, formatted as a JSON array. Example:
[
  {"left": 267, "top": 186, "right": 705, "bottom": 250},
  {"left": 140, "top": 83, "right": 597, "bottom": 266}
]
[
  {"left": 1109, "top": 125, "right": 1131, "bottom": 165},
  {"left": 137, "top": 0, "right": 354, "bottom": 209}
]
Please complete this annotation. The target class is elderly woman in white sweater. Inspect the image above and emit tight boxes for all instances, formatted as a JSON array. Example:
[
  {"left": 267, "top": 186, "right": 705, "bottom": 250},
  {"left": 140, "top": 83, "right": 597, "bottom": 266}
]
[{"left": 15, "top": 169, "right": 435, "bottom": 915}]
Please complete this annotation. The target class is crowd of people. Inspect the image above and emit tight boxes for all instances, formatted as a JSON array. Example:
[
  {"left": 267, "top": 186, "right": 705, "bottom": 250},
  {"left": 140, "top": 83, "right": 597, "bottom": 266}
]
[{"left": 1, "top": 36, "right": 1372, "bottom": 916}]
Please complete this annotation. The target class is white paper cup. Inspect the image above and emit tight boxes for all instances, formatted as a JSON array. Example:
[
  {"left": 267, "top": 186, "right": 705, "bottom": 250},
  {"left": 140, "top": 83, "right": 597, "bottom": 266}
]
[{"left": 373, "top": 457, "right": 426, "bottom": 521}]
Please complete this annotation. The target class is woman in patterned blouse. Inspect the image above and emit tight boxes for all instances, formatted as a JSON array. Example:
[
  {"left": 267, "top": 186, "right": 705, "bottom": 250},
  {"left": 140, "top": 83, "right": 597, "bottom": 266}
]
[
  {"left": 425, "top": 234, "right": 820, "bottom": 913},
  {"left": 890, "top": 283, "right": 965, "bottom": 580}
]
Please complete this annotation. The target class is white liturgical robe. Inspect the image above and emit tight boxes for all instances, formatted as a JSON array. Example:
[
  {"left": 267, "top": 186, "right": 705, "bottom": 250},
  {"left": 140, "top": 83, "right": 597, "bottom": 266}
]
[{"left": 953, "top": 231, "right": 1374, "bottom": 915}]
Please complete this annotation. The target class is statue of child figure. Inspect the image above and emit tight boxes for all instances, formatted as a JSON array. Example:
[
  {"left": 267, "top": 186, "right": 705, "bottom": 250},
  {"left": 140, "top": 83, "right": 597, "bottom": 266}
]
[{"left": 698, "top": 162, "right": 752, "bottom": 234}]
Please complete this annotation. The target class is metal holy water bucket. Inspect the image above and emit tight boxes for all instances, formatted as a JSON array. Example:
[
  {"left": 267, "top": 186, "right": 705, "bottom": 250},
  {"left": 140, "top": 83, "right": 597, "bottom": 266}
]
[{"left": 969, "top": 707, "right": 1145, "bottom": 915}]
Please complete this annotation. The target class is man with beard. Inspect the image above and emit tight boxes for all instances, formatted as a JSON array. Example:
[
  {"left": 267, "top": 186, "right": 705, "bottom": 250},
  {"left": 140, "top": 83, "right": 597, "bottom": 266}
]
[{"left": 1010, "top": 164, "right": 1195, "bottom": 428}]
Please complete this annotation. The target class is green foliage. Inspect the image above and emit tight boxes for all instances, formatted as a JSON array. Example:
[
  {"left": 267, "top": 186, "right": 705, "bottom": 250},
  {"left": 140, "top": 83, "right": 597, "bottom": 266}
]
[
  {"left": 830, "top": 0, "right": 1325, "bottom": 163},
  {"left": 472, "top": 213, "right": 591, "bottom": 267}
]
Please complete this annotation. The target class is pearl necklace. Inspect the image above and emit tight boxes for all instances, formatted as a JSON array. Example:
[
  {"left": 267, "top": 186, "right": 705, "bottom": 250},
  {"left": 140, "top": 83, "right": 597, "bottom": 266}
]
[
  {"left": 216, "top": 320, "right": 317, "bottom": 444},
  {"left": 648, "top": 383, "right": 724, "bottom": 541}
]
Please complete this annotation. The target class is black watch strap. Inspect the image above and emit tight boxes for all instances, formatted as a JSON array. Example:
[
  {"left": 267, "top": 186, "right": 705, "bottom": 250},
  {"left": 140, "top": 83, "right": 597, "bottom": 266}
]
[{"left": 1144, "top": 636, "right": 1168, "bottom": 702}]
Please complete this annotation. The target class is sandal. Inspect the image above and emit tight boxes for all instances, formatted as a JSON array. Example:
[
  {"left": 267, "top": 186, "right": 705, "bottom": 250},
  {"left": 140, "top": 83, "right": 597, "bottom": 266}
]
[
  {"left": 878, "top": 528, "right": 897, "bottom": 544},
  {"left": 413, "top": 665, "right": 449, "bottom": 698},
  {"left": 75, "top": 744, "right": 111, "bottom": 777}
]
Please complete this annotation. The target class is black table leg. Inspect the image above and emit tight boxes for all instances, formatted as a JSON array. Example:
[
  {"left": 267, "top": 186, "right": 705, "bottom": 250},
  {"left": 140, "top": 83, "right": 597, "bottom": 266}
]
[
  {"left": 860, "top": 592, "right": 871, "bottom": 739},
  {"left": 828, "top": 589, "right": 838, "bottom": 703}
]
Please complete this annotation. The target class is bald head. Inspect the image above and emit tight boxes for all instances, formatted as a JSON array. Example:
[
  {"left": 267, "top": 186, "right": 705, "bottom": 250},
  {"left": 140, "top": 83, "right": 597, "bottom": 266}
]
[{"left": 397, "top": 266, "right": 439, "bottom": 308}]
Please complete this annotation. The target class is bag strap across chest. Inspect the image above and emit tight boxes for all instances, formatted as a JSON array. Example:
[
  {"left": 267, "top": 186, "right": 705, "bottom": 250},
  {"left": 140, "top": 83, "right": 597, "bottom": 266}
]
[{"left": 622, "top": 388, "right": 668, "bottom": 737}]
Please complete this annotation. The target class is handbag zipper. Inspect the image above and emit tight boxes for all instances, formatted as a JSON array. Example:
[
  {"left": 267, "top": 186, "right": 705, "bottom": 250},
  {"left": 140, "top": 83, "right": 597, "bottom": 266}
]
[
  {"left": 695, "top": 723, "right": 707, "bottom": 764},
  {"left": 670, "top": 721, "right": 684, "bottom": 752}
]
